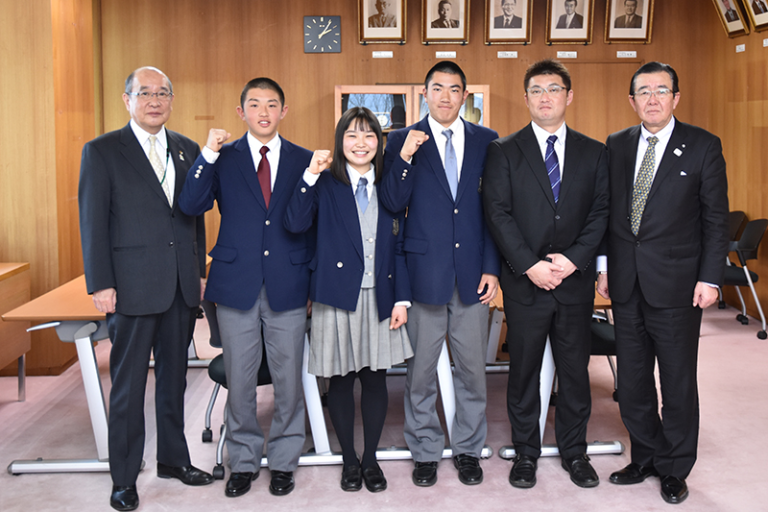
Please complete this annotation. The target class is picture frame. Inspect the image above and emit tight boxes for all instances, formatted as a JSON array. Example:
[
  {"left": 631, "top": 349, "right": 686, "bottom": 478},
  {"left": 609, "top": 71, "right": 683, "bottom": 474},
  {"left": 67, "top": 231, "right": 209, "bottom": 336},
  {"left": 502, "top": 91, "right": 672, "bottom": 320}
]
[
  {"left": 710, "top": 0, "right": 750, "bottom": 37},
  {"left": 422, "top": 0, "right": 470, "bottom": 44},
  {"left": 485, "top": 0, "right": 533, "bottom": 44},
  {"left": 742, "top": 0, "right": 768, "bottom": 32},
  {"left": 605, "top": 0, "right": 655, "bottom": 44},
  {"left": 546, "top": 0, "right": 594, "bottom": 45},
  {"left": 360, "top": 0, "right": 407, "bottom": 43}
]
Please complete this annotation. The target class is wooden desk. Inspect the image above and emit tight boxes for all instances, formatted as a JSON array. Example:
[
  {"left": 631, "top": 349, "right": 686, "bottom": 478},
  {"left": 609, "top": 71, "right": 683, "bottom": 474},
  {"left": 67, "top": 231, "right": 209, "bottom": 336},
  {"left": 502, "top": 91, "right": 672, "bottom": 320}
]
[
  {"left": 0, "top": 263, "right": 31, "bottom": 400},
  {"left": 3, "top": 274, "right": 110, "bottom": 474}
]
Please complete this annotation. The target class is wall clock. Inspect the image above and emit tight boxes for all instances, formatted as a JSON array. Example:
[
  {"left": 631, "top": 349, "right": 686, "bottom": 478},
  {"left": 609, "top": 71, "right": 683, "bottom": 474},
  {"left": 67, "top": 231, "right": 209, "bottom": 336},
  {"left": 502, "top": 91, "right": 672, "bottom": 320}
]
[{"left": 304, "top": 16, "right": 341, "bottom": 53}]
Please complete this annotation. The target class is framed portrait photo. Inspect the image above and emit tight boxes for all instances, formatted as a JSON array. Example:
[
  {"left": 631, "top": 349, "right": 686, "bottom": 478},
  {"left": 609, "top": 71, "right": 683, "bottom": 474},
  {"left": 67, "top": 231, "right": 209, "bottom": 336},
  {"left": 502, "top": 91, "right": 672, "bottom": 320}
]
[
  {"left": 743, "top": 0, "right": 768, "bottom": 32},
  {"left": 711, "top": 0, "right": 750, "bottom": 36},
  {"left": 423, "top": 0, "right": 470, "bottom": 44},
  {"left": 360, "top": 0, "right": 407, "bottom": 43},
  {"left": 485, "top": 0, "right": 532, "bottom": 44},
  {"left": 546, "top": 0, "right": 594, "bottom": 44},
  {"left": 605, "top": 0, "right": 654, "bottom": 43}
]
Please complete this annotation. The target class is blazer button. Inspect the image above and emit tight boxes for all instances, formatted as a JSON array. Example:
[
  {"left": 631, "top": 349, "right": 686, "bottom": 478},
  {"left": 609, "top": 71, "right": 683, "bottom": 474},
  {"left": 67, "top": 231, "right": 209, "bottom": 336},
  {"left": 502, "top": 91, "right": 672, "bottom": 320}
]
[
  {"left": 264, "top": 250, "right": 270, "bottom": 256},
  {"left": 198, "top": 165, "right": 203, "bottom": 170},
  {"left": 388, "top": 274, "right": 392, "bottom": 279},
  {"left": 555, "top": 215, "right": 560, "bottom": 220},
  {"left": 636, "top": 241, "right": 641, "bottom": 247},
  {"left": 337, "top": 262, "right": 344, "bottom": 268},
  {"left": 455, "top": 243, "right": 460, "bottom": 248},
  {"left": 301, "top": 187, "right": 307, "bottom": 193},
  {"left": 265, "top": 220, "right": 271, "bottom": 226},
  {"left": 168, "top": 241, "right": 174, "bottom": 247},
  {"left": 454, "top": 208, "right": 459, "bottom": 214}
]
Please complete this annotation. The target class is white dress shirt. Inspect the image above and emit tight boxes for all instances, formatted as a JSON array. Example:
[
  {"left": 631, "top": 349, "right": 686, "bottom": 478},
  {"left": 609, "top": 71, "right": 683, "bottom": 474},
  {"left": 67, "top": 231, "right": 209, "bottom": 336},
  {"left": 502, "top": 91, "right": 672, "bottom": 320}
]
[
  {"left": 202, "top": 132, "right": 281, "bottom": 192},
  {"left": 530, "top": 120, "right": 567, "bottom": 180},
  {"left": 427, "top": 114, "right": 466, "bottom": 181},
  {"left": 130, "top": 119, "right": 176, "bottom": 201}
]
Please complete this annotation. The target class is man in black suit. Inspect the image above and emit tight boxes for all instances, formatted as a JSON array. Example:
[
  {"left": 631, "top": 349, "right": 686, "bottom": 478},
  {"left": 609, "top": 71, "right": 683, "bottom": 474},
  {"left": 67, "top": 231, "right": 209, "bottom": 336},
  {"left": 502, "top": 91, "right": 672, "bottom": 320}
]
[
  {"left": 722, "top": 0, "right": 740, "bottom": 22},
  {"left": 494, "top": 0, "right": 522, "bottom": 28},
  {"left": 614, "top": 0, "right": 643, "bottom": 28},
  {"left": 754, "top": 0, "right": 768, "bottom": 15},
  {"left": 483, "top": 59, "right": 609, "bottom": 490},
  {"left": 556, "top": 0, "right": 584, "bottom": 29},
  {"left": 597, "top": 62, "right": 729, "bottom": 505},
  {"left": 79, "top": 66, "right": 212, "bottom": 511},
  {"left": 431, "top": 0, "right": 460, "bottom": 27}
]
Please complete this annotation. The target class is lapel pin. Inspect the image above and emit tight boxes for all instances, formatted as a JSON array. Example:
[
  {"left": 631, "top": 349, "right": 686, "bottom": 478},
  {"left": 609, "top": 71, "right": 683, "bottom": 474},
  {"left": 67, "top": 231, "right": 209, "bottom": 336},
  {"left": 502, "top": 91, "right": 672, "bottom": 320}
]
[
  {"left": 179, "top": 151, "right": 185, "bottom": 161},
  {"left": 673, "top": 148, "right": 682, "bottom": 157},
  {"left": 680, "top": 171, "right": 687, "bottom": 176}
]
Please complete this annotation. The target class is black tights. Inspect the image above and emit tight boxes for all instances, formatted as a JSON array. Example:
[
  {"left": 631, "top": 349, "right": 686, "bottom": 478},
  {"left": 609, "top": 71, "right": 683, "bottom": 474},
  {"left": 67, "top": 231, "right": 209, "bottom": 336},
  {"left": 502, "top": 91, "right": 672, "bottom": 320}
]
[{"left": 327, "top": 367, "right": 388, "bottom": 469}]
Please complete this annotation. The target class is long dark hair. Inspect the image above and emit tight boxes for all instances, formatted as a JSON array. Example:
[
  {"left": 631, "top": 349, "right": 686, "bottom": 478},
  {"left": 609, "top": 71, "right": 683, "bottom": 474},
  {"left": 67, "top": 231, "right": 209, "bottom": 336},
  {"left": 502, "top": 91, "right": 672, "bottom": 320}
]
[{"left": 329, "top": 107, "right": 384, "bottom": 186}]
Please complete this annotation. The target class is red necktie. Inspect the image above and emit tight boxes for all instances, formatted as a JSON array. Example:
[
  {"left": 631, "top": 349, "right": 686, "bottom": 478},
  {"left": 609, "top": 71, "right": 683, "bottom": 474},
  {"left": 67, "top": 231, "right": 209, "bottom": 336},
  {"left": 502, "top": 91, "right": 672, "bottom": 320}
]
[{"left": 258, "top": 146, "right": 271, "bottom": 208}]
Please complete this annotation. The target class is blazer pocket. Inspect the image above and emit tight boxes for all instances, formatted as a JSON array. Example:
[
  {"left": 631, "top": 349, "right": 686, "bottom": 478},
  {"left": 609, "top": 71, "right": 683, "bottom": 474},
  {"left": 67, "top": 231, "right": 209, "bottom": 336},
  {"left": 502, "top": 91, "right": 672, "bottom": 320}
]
[
  {"left": 113, "top": 245, "right": 147, "bottom": 252},
  {"left": 208, "top": 244, "right": 237, "bottom": 263},
  {"left": 403, "top": 237, "right": 429, "bottom": 255},
  {"left": 289, "top": 247, "right": 312, "bottom": 265}
]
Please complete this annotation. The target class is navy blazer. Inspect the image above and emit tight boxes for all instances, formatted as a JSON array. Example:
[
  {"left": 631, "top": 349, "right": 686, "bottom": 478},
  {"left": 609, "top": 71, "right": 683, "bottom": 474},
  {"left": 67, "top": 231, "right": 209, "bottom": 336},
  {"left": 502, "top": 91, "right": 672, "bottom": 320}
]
[
  {"left": 483, "top": 123, "right": 609, "bottom": 306},
  {"left": 178, "top": 133, "right": 314, "bottom": 312},
  {"left": 284, "top": 171, "right": 411, "bottom": 322},
  {"left": 605, "top": 119, "right": 729, "bottom": 308},
  {"left": 380, "top": 117, "right": 501, "bottom": 306},
  {"left": 79, "top": 124, "right": 206, "bottom": 316}
]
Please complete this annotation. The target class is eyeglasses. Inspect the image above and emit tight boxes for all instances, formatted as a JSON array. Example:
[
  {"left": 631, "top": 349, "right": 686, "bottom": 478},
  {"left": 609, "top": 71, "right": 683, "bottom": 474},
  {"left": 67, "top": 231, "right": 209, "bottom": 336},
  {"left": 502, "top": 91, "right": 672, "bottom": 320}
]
[
  {"left": 127, "top": 91, "right": 173, "bottom": 102},
  {"left": 633, "top": 88, "right": 673, "bottom": 100},
  {"left": 526, "top": 85, "right": 566, "bottom": 98}
]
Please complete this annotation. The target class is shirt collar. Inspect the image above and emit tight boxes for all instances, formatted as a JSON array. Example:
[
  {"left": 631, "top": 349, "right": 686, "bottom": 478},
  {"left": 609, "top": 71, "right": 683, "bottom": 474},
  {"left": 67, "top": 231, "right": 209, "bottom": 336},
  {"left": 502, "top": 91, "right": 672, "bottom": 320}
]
[
  {"left": 346, "top": 163, "right": 375, "bottom": 188},
  {"left": 530, "top": 120, "right": 567, "bottom": 146},
  {"left": 130, "top": 119, "right": 167, "bottom": 149},
  {"left": 246, "top": 131, "right": 280, "bottom": 155},
  {"left": 427, "top": 114, "right": 464, "bottom": 139},
  {"left": 640, "top": 116, "right": 675, "bottom": 143}
]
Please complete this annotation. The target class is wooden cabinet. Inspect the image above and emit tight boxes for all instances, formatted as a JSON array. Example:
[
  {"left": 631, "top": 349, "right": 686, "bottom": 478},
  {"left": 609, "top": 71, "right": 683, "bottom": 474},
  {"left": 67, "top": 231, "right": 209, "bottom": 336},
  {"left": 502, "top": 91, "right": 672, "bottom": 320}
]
[{"left": 0, "top": 263, "right": 31, "bottom": 399}]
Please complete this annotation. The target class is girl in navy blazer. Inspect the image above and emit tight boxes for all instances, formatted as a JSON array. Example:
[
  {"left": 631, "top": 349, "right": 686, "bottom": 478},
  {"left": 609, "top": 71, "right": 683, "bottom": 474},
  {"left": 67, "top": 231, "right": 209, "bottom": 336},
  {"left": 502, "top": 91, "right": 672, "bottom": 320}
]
[{"left": 285, "top": 107, "right": 412, "bottom": 493}]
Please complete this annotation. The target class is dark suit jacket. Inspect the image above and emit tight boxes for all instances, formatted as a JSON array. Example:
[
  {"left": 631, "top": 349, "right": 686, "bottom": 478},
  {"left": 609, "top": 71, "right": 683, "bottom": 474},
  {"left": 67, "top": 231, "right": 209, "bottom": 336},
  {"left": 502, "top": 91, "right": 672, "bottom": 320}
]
[
  {"left": 284, "top": 173, "right": 410, "bottom": 321},
  {"left": 79, "top": 123, "right": 205, "bottom": 316},
  {"left": 556, "top": 13, "right": 583, "bottom": 29},
  {"left": 483, "top": 124, "right": 609, "bottom": 306},
  {"left": 494, "top": 15, "right": 522, "bottom": 28},
  {"left": 614, "top": 14, "right": 643, "bottom": 28},
  {"left": 753, "top": 0, "right": 768, "bottom": 14},
  {"left": 604, "top": 120, "right": 729, "bottom": 308},
  {"left": 380, "top": 117, "right": 501, "bottom": 306},
  {"left": 431, "top": 18, "right": 460, "bottom": 28},
  {"left": 724, "top": 9, "right": 739, "bottom": 22},
  {"left": 178, "top": 133, "right": 313, "bottom": 312}
]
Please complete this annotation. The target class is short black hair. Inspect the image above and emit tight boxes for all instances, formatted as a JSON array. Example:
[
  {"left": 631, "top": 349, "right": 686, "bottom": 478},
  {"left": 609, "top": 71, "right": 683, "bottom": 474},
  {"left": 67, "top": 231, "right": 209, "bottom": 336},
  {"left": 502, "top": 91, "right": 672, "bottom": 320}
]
[
  {"left": 424, "top": 61, "right": 467, "bottom": 91},
  {"left": 124, "top": 66, "right": 173, "bottom": 94},
  {"left": 524, "top": 59, "right": 572, "bottom": 92},
  {"left": 240, "top": 77, "right": 285, "bottom": 108},
  {"left": 629, "top": 61, "right": 679, "bottom": 96},
  {"left": 330, "top": 107, "right": 384, "bottom": 186}
]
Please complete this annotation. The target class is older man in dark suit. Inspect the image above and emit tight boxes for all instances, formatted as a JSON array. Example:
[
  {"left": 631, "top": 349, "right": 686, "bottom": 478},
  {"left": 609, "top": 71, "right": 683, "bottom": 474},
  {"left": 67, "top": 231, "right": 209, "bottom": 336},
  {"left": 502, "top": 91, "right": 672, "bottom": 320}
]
[
  {"left": 597, "top": 62, "right": 729, "bottom": 505},
  {"left": 556, "top": 0, "right": 584, "bottom": 29},
  {"left": 614, "top": 0, "right": 643, "bottom": 28},
  {"left": 483, "top": 59, "right": 608, "bottom": 490},
  {"left": 494, "top": 0, "right": 522, "bottom": 28},
  {"left": 79, "top": 66, "right": 212, "bottom": 512}
]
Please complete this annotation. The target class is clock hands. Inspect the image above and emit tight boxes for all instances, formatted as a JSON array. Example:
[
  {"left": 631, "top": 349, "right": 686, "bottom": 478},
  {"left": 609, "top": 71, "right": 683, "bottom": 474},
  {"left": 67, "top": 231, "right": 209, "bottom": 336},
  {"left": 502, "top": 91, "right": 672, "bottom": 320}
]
[{"left": 318, "top": 19, "right": 333, "bottom": 39}]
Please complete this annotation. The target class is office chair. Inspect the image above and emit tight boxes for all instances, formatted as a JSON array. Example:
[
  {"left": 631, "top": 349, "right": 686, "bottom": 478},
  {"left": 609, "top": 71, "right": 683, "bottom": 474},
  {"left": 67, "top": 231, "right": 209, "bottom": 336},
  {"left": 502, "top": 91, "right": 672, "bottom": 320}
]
[
  {"left": 719, "top": 211, "right": 747, "bottom": 309},
  {"left": 722, "top": 218, "right": 768, "bottom": 340}
]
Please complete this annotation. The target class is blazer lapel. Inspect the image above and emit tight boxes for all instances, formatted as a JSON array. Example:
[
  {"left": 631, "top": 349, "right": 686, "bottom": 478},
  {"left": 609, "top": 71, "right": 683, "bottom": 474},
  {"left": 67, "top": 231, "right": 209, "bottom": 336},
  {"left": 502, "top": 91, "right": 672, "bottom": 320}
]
[
  {"left": 330, "top": 177, "right": 364, "bottom": 260},
  {"left": 455, "top": 119, "right": 479, "bottom": 204},
  {"left": 233, "top": 134, "right": 268, "bottom": 212},
  {"left": 167, "top": 131, "right": 189, "bottom": 212},
  {"left": 623, "top": 126, "right": 642, "bottom": 217},
  {"left": 518, "top": 124, "right": 556, "bottom": 210},
  {"left": 119, "top": 124, "right": 170, "bottom": 207},
  {"left": 269, "top": 136, "right": 294, "bottom": 214},
  {"left": 646, "top": 120, "right": 685, "bottom": 204},
  {"left": 416, "top": 118, "right": 454, "bottom": 201},
  {"left": 558, "top": 127, "right": 583, "bottom": 206}
]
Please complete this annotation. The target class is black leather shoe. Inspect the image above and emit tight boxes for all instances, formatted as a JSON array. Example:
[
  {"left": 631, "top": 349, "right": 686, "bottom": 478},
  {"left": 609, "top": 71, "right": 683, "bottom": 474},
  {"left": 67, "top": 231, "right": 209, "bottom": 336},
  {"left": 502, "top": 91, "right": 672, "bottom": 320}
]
[
  {"left": 340, "top": 464, "right": 363, "bottom": 492},
  {"left": 561, "top": 454, "right": 599, "bottom": 488},
  {"left": 412, "top": 461, "right": 438, "bottom": 487},
  {"left": 362, "top": 463, "right": 388, "bottom": 492},
  {"left": 225, "top": 471, "right": 259, "bottom": 498},
  {"left": 660, "top": 475, "right": 689, "bottom": 504},
  {"left": 110, "top": 485, "right": 139, "bottom": 511},
  {"left": 610, "top": 462, "right": 659, "bottom": 485},
  {"left": 509, "top": 454, "right": 537, "bottom": 489},
  {"left": 269, "top": 470, "right": 295, "bottom": 496},
  {"left": 157, "top": 463, "right": 214, "bottom": 486},
  {"left": 453, "top": 454, "right": 483, "bottom": 485}
]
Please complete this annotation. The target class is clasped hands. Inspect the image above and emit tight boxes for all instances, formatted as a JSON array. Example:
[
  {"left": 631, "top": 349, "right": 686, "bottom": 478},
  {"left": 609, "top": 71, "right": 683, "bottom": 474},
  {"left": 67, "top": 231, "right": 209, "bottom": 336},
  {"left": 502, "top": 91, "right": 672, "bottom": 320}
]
[{"left": 526, "top": 253, "right": 576, "bottom": 291}]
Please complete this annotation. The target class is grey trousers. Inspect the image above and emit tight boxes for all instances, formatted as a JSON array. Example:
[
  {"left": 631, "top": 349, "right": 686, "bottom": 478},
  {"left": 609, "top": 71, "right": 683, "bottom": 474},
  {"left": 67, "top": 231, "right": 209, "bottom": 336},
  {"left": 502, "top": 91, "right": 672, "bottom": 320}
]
[
  {"left": 403, "top": 287, "right": 489, "bottom": 461},
  {"left": 217, "top": 287, "right": 307, "bottom": 473}
]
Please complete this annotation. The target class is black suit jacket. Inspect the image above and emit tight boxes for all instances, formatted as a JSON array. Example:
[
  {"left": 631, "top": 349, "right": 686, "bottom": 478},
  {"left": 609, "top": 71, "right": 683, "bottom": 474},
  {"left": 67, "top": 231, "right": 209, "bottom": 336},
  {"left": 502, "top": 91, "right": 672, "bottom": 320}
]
[
  {"left": 604, "top": 120, "right": 729, "bottom": 308},
  {"left": 483, "top": 124, "right": 609, "bottom": 306},
  {"left": 556, "top": 13, "right": 583, "bottom": 29},
  {"left": 79, "top": 123, "right": 206, "bottom": 316},
  {"left": 494, "top": 15, "right": 522, "bottom": 28}
]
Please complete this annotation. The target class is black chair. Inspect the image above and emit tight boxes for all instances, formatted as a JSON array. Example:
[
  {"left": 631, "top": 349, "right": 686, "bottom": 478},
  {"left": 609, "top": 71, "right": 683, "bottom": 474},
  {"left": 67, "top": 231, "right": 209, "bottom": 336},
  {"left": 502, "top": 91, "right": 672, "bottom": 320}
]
[
  {"left": 719, "top": 211, "right": 747, "bottom": 309},
  {"left": 200, "top": 302, "right": 272, "bottom": 480},
  {"left": 722, "top": 218, "right": 768, "bottom": 340}
]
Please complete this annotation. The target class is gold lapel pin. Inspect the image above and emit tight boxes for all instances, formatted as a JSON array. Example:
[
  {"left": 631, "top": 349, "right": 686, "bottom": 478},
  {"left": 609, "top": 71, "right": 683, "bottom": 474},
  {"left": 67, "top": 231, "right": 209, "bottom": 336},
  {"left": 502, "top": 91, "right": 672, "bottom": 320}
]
[{"left": 179, "top": 151, "right": 185, "bottom": 161}]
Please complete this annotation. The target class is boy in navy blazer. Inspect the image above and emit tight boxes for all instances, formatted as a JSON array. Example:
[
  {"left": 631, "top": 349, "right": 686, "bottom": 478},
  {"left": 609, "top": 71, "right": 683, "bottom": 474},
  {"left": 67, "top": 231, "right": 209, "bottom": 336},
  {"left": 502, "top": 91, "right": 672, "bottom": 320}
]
[
  {"left": 179, "top": 78, "right": 313, "bottom": 498},
  {"left": 380, "top": 61, "right": 501, "bottom": 487}
]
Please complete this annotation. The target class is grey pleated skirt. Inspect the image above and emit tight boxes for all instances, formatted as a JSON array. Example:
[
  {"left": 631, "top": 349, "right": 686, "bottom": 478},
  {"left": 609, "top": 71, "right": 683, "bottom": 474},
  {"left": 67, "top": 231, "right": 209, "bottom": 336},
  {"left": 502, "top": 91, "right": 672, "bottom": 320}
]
[{"left": 308, "top": 288, "right": 413, "bottom": 378}]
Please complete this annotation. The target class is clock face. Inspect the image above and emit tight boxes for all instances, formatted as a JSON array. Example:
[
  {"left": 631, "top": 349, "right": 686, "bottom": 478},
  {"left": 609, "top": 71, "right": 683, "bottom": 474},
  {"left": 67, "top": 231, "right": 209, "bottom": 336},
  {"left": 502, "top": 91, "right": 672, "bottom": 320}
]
[{"left": 304, "top": 16, "right": 341, "bottom": 53}]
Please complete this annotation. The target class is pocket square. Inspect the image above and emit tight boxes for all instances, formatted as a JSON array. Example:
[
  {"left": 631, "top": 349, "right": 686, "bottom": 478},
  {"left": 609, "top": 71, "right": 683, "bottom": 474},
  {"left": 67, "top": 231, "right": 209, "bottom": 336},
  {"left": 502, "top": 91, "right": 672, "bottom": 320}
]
[{"left": 680, "top": 171, "right": 687, "bottom": 176}]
